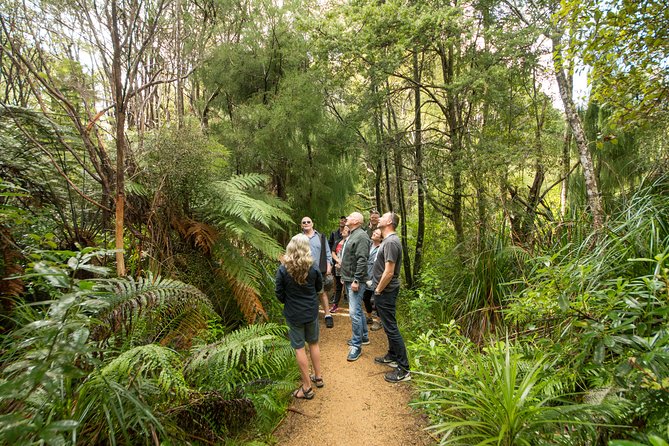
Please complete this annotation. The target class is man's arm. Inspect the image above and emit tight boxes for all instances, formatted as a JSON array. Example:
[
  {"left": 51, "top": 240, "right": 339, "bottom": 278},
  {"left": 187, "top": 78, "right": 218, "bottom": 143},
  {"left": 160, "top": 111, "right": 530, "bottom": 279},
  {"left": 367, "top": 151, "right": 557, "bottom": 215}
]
[
  {"left": 325, "top": 240, "right": 332, "bottom": 274},
  {"left": 375, "top": 261, "right": 395, "bottom": 294}
]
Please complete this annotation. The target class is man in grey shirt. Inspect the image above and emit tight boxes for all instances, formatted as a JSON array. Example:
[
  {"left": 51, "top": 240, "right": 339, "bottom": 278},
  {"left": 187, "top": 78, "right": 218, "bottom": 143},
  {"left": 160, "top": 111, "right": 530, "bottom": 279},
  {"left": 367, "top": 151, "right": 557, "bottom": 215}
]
[{"left": 371, "top": 212, "right": 410, "bottom": 382}]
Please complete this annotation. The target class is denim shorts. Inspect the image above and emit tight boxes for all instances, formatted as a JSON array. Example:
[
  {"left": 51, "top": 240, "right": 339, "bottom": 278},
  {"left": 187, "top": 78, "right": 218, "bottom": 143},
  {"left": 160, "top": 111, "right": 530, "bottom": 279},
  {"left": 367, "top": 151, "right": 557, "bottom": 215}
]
[{"left": 287, "top": 318, "right": 320, "bottom": 349}]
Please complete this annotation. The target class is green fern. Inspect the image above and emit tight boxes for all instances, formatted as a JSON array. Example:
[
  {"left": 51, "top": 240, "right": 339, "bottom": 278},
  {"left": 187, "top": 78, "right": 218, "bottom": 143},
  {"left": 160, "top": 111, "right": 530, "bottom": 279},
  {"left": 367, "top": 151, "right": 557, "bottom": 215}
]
[
  {"left": 184, "top": 323, "right": 293, "bottom": 392},
  {"left": 81, "top": 344, "right": 188, "bottom": 403},
  {"left": 90, "top": 273, "right": 216, "bottom": 344},
  {"left": 75, "top": 344, "right": 189, "bottom": 444}
]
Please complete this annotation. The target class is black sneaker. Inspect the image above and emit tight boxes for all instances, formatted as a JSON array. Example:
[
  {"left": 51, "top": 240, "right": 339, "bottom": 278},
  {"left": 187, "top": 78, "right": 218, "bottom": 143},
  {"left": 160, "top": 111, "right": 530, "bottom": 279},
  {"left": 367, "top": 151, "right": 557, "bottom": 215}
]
[
  {"left": 374, "top": 355, "right": 397, "bottom": 368},
  {"left": 325, "top": 315, "right": 334, "bottom": 328},
  {"left": 384, "top": 367, "right": 411, "bottom": 383}
]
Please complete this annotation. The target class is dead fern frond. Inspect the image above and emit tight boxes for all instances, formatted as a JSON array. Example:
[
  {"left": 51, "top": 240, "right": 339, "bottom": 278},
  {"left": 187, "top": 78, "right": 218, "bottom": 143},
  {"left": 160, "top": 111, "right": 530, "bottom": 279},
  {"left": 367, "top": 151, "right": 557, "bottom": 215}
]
[
  {"left": 219, "top": 268, "right": 268, "bottom": 324},
  {"left": 185, "top": 220, "right": 218, "bottom": 255}
]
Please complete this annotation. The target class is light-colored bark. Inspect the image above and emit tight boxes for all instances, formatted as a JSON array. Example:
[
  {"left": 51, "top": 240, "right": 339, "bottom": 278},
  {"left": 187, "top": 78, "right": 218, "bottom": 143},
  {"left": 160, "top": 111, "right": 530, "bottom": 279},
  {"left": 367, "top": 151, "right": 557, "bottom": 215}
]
[{"left": 552, "top": 34, "right": 604, "bottom": 231}]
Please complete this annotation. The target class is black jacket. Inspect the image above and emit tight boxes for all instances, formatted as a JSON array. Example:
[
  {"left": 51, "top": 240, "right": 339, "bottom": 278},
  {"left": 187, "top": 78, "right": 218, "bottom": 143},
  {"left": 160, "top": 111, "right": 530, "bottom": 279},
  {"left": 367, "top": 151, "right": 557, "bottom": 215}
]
[{"left": 275, "top": 265, "right": 323, "bottom": 325}]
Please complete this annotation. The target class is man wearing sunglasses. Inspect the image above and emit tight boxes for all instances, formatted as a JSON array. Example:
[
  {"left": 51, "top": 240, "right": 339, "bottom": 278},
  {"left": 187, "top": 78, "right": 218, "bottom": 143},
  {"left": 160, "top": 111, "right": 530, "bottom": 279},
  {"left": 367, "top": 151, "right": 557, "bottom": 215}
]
[{"left": 301, "top": 217, "right": 335, "bottom": 328}]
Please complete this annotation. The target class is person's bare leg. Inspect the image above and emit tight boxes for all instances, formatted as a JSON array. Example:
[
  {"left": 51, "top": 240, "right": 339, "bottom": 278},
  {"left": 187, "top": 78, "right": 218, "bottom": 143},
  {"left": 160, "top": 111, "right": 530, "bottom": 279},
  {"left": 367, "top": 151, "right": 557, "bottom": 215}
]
[
  {"left": 320, "top": 291, "right": 331, "bottom": 317},
  {"left": 294, "top": 347, "right": 311, "bottom": 391},
  {"left": 308, "top": 342, "right": 321, "bottom": 379}
]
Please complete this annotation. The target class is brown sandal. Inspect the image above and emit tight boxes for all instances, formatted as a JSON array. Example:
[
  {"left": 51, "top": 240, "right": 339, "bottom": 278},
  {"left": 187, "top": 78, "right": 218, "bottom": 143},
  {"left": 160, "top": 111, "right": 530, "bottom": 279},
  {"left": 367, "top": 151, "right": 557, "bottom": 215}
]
[
  {"left": 292, "top": 386, "right": 315, "bottom": 400},
  {"left": 310, "top": 375, "right": 324, "bottom": 388}
]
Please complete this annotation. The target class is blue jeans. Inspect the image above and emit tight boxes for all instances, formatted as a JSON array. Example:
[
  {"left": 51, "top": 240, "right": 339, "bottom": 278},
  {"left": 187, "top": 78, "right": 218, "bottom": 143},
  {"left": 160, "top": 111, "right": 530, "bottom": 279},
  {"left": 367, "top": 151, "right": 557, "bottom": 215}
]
[
  {"left": 375, "top": 287, "right": 409, "bottom": 371},
  {"left": 346, "top": 281, "right": 368, "bottom": 348}
]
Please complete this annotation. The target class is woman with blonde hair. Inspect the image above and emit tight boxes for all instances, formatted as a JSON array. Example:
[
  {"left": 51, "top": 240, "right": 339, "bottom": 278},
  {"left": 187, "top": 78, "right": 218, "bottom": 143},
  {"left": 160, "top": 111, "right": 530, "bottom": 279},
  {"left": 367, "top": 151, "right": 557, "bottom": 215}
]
[{"left": 275, "top": 233, "right": 324, "bottom": 399}]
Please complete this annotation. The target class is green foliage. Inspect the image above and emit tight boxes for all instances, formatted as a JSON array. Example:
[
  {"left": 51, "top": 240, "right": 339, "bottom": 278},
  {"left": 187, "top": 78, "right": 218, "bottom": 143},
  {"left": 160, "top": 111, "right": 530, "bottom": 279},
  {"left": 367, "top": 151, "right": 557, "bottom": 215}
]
[
  {"left": 185, "top": 322, "right": 293, "bottom": 392},
  {"left": 408, "top": 321, "right": 476, "bottom": 378},
  {"left": 413, "top": 341, "right": 598, "bottom": 445},
  {"left": 562, "top": 0, "right": 669, "bottom": 128},
  {"left": 184, "top": 322, "right": 296, "bottom": 433},
  {"left": 0, "top": 250, "right": 297, "bottom": 444},
  {"left": 203, "top": 173, "right": 292, "bottom": 293},
  {"left": 432, "top": 225, "right": 529, "bottom": 342},
  {"left": 90, "top": 273, "right": 216, "bottom": 346}
]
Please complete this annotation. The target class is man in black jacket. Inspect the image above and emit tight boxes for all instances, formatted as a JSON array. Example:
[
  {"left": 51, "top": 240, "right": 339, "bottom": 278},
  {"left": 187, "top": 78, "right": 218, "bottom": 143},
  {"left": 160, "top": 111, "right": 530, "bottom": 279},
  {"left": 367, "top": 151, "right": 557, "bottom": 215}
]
[{"left": 340, "top": 211, "right": 371, "bottom": 361}]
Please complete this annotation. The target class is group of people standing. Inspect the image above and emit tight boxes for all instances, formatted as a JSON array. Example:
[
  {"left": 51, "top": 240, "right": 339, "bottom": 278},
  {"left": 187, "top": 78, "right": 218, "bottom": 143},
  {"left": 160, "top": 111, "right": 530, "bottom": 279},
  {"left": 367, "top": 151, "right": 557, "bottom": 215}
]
[{"left": 275, "top": 210, "right": 410, "bottom": 401}]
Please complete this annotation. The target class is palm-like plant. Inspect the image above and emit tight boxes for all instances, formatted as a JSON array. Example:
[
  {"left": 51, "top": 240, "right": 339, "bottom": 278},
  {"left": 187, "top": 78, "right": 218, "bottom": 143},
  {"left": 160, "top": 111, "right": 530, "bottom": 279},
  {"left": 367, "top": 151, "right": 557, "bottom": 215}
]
[{"left": 414, "top": 343, "right": 594, "bottom": 445}]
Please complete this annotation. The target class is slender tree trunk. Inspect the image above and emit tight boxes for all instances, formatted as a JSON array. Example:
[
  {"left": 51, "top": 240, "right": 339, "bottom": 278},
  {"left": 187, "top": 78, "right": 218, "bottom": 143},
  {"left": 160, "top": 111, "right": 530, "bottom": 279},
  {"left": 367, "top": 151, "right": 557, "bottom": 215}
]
[
  {"left": 373, "top": 84, "right": 383, "bottom": 211},
  {"left": 383, "top": 154, "right": 392, "bottom": 212},
  {"left": 561, "top": 126, "right": 572, "bottom": 219},
  {"left": 412, "top": 49, "right": 424, "bottom": 286},
  {"left": 175, "top": 0, "right": 185, "bottom": 129},
  {"left": 552, "top": 33, "right": 603, "bottom": 230},
  {"left": 560, "top": 65, "right": 573, "bottom": 219},
  {"left": 111, "top": 0, "right": 126, "bottom": 276},
  {"left": 439, "top": 42, "right": 465, "bottom": 253}
]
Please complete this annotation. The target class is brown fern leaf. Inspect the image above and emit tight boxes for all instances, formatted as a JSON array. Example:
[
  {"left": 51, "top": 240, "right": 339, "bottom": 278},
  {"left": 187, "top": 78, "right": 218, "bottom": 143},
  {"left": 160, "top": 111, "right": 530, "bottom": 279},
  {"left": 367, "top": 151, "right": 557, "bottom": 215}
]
[
  {"left": 184, "top": 220, "right": 218, "bottom": 255},
  {"left": 158, "top": 307, "right": 208, "bottom": 349},
  {"left": 218, "top": 269, "right": 268, "bottom": 324}
]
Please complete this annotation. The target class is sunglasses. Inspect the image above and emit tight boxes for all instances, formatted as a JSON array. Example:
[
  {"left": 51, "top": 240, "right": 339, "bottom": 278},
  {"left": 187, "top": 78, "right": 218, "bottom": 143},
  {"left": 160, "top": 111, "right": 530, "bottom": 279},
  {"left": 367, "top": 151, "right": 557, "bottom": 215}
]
[{"left": 301, "top": 221, "right": 312, "bottom": 224}]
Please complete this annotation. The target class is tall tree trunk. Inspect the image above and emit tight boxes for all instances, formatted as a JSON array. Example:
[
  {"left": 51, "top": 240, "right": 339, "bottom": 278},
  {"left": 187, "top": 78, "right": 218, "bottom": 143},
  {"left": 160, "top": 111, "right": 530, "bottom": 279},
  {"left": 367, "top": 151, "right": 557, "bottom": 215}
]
[
  {"left": 111, "top": 0, "right": 126, "bottom": 276},
  {"left": 560, "top": 64, "right": 573, "bottom": 220},
  {"left": 383, "top": 154, "right": 392, "bottom": 212},
  {"left": 412, "top": 49, "right": 424, "bottom": 286},
  {"left": 372, "top": 84, "right": 383, "bottom": 211},
  {"left": 393, "top": 140, "right": 413, "bottom": 289},
  {"left": 552, "top": 33, "right": 604, "bottom": 231},
  {"left": 175, "top": 0, "right": 185, "bottom": 129},
  {"left": 439, "top": 42, "right": 465, "bottom": 254}
]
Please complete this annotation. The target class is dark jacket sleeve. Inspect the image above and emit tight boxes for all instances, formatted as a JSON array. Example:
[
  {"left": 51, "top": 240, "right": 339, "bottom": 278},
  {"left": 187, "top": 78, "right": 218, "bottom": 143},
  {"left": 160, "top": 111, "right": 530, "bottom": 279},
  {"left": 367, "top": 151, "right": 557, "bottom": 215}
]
[
  {"left": 275, "top": 266, "right": 286, "bottom": 304},
  {"left": 315, "top": 268, "right": 323, "bottom": 293}
]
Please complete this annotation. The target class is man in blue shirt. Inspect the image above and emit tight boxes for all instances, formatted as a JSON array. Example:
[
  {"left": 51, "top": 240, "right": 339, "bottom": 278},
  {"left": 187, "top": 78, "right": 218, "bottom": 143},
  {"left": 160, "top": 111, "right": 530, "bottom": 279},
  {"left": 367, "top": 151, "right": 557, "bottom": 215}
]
[{"left": 301, "top": 216, "right": 335, "bottom": 328}]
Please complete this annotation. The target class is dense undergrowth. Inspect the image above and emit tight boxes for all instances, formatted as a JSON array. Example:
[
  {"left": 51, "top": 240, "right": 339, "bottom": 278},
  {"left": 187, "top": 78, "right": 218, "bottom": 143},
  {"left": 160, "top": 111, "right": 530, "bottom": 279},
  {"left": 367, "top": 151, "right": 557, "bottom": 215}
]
[
  {"left": 0, "top": 249, "right": 297, "bottom": 445},
  {"left": 404, "top": 177, "right": 669, "bottom": 444}
]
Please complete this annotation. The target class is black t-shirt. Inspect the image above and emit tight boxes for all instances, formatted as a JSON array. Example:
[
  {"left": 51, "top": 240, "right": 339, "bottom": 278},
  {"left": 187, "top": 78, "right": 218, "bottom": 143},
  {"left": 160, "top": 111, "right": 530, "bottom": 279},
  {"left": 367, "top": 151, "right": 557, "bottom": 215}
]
[{"left": 372, "top": 233, "right": 402, "bottom": 292}]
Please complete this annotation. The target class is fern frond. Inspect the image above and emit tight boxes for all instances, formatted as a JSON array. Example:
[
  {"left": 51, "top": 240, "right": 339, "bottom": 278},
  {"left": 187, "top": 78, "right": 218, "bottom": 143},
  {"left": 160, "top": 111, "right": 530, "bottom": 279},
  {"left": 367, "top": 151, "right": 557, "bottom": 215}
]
[
  {"left": 207, "top": 173, "right": 292, "bottom": 231},
  {"left": 89, "top": 273, "right": 216, "bottom": 343},
  {"left": 219, "top": 269, "right": 268, "bottom": 324},
  {"left": 184, "top": 323, "right": 293, "bottom": 392},
  {"left": 93, "top": 344, "right": 188, "bottom": 401},
  {"left": 185, "top": 220, "right": 218, "bottom": 255}
]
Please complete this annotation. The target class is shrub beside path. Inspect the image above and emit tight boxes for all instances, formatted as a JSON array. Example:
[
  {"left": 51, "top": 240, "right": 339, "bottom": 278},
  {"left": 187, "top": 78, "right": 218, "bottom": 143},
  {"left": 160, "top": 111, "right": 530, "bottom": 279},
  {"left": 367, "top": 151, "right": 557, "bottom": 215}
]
[{"left": 273, "top": 310, "right": 435, "bottom": 446}]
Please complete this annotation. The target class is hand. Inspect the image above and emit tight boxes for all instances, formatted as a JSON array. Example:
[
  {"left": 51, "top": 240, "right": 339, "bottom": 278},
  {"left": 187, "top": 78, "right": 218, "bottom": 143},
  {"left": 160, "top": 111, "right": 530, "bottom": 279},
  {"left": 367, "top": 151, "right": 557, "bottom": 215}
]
[{"left": 351, "top": 281, "right": 359, "bottom": 292}]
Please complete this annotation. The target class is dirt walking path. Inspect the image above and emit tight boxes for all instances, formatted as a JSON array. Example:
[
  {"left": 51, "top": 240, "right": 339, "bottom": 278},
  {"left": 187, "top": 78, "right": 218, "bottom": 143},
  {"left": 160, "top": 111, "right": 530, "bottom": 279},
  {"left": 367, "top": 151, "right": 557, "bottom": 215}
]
[{"left": 272, "top": 307, "right": 435, "bottom": 446}]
